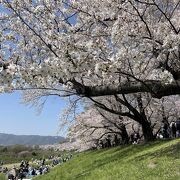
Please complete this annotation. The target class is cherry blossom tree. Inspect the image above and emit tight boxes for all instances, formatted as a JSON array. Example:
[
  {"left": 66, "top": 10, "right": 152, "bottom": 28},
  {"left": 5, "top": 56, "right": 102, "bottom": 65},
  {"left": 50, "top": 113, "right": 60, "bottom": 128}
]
[
  {"left": 150, "top": 96, "right": 180, "bottom": 127},
  {"left": 0, "top": 0, "right": 179, "bottom": 98},
  {"left": 68, "top": 106, "right": 130, "bottom": 150},
  {"left": 68, "top": 94, "right": 180, "bottom": 142},
  {"left": 0, "top": 0, "right": 180, "bottom": 143},
  {"left": 21, "top": 87, "right": 180, "bottom": 143}
]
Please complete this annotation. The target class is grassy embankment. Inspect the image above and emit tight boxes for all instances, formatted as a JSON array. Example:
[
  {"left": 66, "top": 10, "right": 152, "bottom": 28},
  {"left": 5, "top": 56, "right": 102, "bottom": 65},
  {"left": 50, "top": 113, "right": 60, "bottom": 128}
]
[{"left": 35, "top": 138, "right": 180, "bottom": 180}]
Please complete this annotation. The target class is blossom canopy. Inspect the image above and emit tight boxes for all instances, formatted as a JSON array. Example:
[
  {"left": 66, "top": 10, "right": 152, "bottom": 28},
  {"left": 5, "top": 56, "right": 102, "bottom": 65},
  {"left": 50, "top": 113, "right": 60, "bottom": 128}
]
[{"left": 0, "top": 0, "right": 180, "bottom": 98}]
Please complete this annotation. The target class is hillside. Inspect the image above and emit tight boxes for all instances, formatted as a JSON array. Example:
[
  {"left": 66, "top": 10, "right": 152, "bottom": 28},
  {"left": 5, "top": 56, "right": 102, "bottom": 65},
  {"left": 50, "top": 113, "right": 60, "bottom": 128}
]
[
  {"left": 35, "top": 139, "right": 180, "bottom": 180},
  {"left": 0, "top": 133, "right": 65, "bottom": 145}
]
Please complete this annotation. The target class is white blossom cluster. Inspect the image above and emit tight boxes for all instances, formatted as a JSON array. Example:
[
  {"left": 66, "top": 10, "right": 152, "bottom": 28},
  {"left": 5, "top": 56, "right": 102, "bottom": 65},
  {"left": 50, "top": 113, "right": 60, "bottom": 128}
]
[
  {"left": 68, "top": 107, "right": 111, "bottom": 149},
  {"left": 0, "top": 0, "right": 179, "bottom": 94}
]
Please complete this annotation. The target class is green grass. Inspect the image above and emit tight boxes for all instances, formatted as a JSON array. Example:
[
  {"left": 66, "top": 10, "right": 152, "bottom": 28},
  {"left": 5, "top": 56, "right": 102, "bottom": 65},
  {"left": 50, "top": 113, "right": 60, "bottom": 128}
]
[
  {"left": 0, "top": 173, "right": 5, "bottom": 180},
  {"left": 35, "top": 138, "right": 180, "bottom": 180}
]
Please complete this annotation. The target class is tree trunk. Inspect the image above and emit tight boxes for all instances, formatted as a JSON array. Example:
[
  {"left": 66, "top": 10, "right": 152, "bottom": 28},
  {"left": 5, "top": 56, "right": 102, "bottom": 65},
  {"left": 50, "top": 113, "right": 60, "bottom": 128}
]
[
  {"left": 120, "top": 125, "right": 129, "bottom": 144},
  {"left": 141, "top": 120, "right": 155, "bottom": 142}
]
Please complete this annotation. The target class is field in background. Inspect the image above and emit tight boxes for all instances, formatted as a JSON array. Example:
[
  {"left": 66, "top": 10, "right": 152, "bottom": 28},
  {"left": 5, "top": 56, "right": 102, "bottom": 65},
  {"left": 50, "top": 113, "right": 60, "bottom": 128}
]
[{"left": 0, "top": 144, "right": 69, "bottom": 165}]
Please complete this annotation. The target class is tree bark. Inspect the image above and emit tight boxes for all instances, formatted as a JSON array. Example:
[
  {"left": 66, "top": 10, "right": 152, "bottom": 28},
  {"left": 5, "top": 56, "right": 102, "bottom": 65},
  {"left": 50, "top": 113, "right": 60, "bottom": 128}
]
[
  {"left": 73, "top": 80, "right": 180, "bottom": 99},
  {"left": 120, "top": 125, "right": 129, "bottom": 144},
  {"left": 141, "top": 120, "right": 155, "bottom": 142}
]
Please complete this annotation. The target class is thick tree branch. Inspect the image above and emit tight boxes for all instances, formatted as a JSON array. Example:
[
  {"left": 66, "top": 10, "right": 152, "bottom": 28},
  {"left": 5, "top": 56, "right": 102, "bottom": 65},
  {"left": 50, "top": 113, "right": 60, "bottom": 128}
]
[{"left": 74, "top": 80, "right": 180, "bottom": 99}]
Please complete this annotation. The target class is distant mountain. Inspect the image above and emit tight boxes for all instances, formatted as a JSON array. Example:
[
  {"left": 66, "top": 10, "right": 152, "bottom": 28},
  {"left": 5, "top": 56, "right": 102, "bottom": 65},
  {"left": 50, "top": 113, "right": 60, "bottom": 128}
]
[{"left": 0, "top": 133, "right": 65, "bottom": 146}]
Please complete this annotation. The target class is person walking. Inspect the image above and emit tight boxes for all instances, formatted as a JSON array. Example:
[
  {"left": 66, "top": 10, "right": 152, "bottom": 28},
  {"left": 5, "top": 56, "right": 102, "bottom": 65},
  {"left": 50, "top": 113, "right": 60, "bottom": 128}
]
[{"left": 170, "top": 121, "right": 176, "bottom": 138}]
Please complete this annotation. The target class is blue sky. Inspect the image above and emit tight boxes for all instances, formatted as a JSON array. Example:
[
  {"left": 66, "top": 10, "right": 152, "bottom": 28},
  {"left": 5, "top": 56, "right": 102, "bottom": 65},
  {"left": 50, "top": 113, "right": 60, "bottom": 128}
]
[
  {"left": 0, "top": 92, "right": 68, "bottom": 137},
  {"left": 0, "top": 3, "right": 78, "bottom": 137}
]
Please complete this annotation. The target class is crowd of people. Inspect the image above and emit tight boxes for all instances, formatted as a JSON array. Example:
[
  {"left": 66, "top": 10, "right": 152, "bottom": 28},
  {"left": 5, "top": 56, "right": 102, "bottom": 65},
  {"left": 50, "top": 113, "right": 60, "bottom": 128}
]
[
  {"left": 97, "top": 134, "right": 122, "bottom": 149},
  {"left": 0, "top": 154, "right": 73, "bottom": 180},
  {"left": 94, "top": 119, "right": 180, "bottom": 149},
  {"left": 157, "top": 120, "right": 180, "bottom": 139},
  {"left": 92, "top": 131, "right": 142, "bottom": 149}
]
